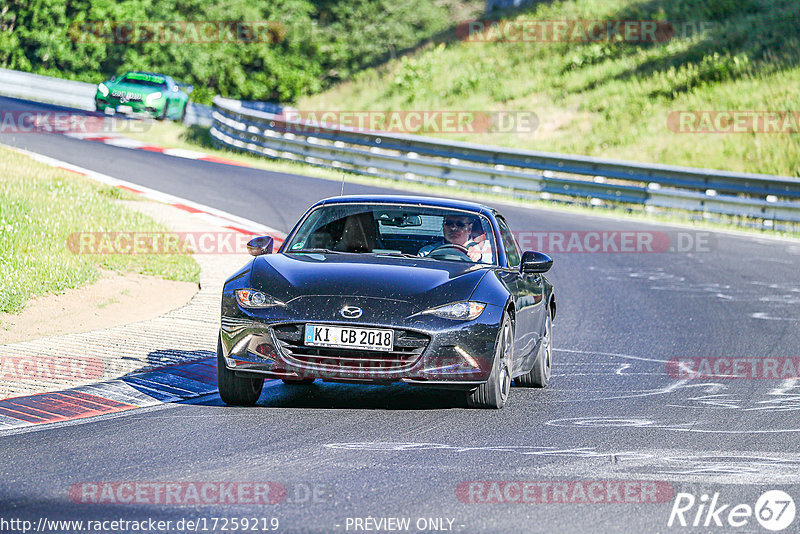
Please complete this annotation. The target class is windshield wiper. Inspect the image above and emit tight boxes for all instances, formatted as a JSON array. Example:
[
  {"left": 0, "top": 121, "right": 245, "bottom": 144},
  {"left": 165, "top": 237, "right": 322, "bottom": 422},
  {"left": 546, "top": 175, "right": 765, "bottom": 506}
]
[
  {"left": 373, "top": 252, "right": 421, "bottom": 259},
  {"left": 290, "top": 248, "right": 343, "bottom": 254}
]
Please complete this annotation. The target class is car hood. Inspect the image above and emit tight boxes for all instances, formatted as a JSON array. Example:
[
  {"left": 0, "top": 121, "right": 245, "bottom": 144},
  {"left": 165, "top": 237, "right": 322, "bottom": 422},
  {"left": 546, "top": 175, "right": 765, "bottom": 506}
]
[{"left": 249, "top": 253, "right": 489, "bottom": 312}]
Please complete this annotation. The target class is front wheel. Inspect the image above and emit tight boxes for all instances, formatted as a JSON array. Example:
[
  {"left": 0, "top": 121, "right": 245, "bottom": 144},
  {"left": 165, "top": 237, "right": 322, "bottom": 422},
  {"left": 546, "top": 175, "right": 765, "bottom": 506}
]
[
  {"left": 217, "top": 335, "right": 264, "bottom": 405},
  {"left": 515, "top": 311, "right": 552, "bottom": 388},
  {"left": 466, "top": 313, "right": 513, "bottom": 409}
]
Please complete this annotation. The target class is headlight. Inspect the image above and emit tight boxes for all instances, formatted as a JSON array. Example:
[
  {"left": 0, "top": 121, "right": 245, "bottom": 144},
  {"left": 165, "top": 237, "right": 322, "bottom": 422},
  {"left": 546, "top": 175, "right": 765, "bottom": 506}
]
[
  {"left": 145, "top": 92, "right": 163, "bottom": 105},
  {"left": 420, "top": 301, "right": 486, "bottom": 320},
  {"left": 97, "top": 83, "right": 109, "bottom": 97},
  {"left": 235, "top": 289, "right": 284, "bottom": 308}
]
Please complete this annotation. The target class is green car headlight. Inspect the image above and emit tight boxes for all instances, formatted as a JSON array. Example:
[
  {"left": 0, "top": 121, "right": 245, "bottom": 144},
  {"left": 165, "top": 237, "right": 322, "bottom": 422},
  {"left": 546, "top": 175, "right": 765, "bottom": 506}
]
[{"left": 97, "top": 83, "right": 109, "bottom": 97}]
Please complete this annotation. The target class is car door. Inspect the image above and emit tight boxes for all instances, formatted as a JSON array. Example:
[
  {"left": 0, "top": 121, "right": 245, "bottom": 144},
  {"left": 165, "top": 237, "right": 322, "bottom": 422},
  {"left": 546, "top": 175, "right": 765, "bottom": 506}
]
[{"left": 496, "top": 216, "right": 545, "bottom": 370}]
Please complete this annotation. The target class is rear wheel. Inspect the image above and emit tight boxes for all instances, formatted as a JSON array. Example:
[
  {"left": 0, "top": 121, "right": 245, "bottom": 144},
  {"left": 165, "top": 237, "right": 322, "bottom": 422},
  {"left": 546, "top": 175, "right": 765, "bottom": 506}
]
[
  {"left": 217, "top": 335, "right": 264, "bottom": 405},
  {"left": 515, "top": 311, "right": 552, "bottom": 388},
  {"left": 466, "top": 313, "right": 512, "bottom": 409}
]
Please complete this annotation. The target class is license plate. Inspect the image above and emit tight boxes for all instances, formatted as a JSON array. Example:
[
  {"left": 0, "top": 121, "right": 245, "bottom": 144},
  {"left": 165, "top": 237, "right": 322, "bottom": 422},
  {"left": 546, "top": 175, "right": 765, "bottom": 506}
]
[
  {"left": 117, "top": 105, "right": 133, "bottom": 113},
  {"left": 304, "top": 324, "right": 393, "bottom": 352}
]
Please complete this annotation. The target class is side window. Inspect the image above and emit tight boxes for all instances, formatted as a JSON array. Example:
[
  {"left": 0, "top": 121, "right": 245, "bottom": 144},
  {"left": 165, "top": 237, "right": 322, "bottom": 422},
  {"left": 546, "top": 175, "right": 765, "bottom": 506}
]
[{"left": 497, "top": 217, "right": 521, "bottom": 268}]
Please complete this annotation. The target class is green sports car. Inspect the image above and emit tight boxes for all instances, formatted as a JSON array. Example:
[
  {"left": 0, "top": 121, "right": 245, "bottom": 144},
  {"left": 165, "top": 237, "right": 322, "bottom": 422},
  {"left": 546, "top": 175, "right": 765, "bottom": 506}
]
[{"left": 95, "top": 71, "right": 192, "bottom": 121}]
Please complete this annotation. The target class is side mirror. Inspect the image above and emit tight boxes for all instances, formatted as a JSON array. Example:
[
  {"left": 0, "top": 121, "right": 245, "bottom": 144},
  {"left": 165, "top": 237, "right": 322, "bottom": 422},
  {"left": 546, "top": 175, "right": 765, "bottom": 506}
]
[
  {"left": 247, "top": 236, "right": 274, "bottom": 256},
  {"left": 110, "top": 75, "right": 117, "bottom": 82},
  {"left": 520, "top": 251, "right": 553, "bottom": 274}
]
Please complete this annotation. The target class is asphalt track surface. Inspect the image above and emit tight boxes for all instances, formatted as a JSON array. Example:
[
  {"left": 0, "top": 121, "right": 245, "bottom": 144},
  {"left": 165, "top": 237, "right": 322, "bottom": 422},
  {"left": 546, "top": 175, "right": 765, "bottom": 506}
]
[{"left": 2, "top": 97, "right": 800, "bottom": 533}]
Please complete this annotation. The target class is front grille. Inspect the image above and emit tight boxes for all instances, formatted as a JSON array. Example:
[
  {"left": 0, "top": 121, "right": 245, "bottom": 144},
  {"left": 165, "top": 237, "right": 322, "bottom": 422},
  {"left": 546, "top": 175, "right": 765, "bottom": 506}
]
[{"left": 271, "top": 324, "right": 429, "bottom": 372}]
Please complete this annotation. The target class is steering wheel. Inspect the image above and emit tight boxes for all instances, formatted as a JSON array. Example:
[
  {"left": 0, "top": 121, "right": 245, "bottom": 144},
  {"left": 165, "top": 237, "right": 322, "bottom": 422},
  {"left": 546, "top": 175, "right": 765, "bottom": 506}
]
[{"left": 427, "top": 243, "right": 472, "bottom": 261}]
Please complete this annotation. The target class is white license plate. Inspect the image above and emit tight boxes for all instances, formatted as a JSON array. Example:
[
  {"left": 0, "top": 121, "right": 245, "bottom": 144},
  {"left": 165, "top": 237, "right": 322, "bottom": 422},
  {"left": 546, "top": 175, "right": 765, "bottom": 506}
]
[
  {"left": 116, "top": 105, "right": 133, "bottom": 113},
  {"left": 304, "top": 324, "right": 393, "bottom": 352}
]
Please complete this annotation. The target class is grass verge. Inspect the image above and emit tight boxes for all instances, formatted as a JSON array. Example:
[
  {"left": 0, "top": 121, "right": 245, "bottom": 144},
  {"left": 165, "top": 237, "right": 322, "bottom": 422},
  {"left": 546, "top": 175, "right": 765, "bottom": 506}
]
[
  {"left": 298, "top": 0, "right": 800, "bottom": 177},
  {"left": 0, "top": 146, "right": 200, "bottom": 314}
]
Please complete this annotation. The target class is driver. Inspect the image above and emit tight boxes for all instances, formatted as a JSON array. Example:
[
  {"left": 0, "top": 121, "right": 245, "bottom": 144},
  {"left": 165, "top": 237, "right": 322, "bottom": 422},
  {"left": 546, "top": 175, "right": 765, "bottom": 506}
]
[{"left": 418, "top": 215, "right": 493, "bottom": 263}]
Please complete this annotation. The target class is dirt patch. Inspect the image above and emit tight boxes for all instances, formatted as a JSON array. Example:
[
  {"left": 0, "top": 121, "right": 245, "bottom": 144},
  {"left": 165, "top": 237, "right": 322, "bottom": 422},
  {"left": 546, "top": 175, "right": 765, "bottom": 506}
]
[{"left": 0, "top": 271, "right": 198, "bottom": 344}]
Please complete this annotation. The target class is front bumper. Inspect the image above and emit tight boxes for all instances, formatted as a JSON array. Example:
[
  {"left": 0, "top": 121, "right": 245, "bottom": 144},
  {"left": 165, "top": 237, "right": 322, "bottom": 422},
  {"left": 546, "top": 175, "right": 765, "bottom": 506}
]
[
  {"left": 95, "top": 97, "right": 161, "bottom": 117},
  {"left": 219, "top": 302, "right": 502, "bottom": 389}
]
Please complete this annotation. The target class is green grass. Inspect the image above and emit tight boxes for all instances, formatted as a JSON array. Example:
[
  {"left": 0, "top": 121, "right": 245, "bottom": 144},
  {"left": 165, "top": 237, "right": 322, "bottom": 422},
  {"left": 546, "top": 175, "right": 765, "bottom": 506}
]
[
  {"left": 0, "top": 147, "right": 200, "bottom": 314},
  {"left": 298, "top": 0, "right": 800, "bottom": 177}
]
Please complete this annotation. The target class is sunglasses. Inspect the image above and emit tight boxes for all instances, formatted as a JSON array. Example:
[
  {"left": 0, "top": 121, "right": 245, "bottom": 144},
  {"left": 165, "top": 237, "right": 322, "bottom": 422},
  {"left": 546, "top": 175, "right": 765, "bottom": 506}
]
[{"left": 443, "top": 219, "right": 470, "bottom": 229}]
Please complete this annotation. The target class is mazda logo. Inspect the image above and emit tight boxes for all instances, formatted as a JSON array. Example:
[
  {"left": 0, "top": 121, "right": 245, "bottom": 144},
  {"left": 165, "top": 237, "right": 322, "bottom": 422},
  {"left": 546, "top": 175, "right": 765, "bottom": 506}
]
[{"left": 340, "top": 306, "right": 362, "bottom": 319}]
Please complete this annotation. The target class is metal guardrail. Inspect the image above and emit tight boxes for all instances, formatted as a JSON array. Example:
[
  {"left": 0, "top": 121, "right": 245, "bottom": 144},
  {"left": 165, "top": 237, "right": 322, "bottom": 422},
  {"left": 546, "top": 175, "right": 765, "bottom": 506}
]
[
  {"left": 0, "top": 67, "right": 96, "bottom": 110},
  {"left": 0, "top": 68, "right": 214, "bottom": 127},
  {"left": 211, "top": 96, "right": 800, "bottom": 224}
]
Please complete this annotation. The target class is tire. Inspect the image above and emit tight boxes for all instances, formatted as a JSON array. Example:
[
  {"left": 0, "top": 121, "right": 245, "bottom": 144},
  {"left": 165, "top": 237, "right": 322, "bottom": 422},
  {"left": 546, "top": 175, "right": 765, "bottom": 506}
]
[
  {"left": 157, "top": 103, "right": 167, "bottom": 121},
  {"left": 466, "top": 313, "right": 513, "bottom": 409},
  {"left": 281, "top": 378, "right": 315, "bottom": 385},
  {"left": 217, "top": 335, "right": 264, "bottom": 405},
  {"left": 515, "top": 311, "right": 552, "bottom": 388}
]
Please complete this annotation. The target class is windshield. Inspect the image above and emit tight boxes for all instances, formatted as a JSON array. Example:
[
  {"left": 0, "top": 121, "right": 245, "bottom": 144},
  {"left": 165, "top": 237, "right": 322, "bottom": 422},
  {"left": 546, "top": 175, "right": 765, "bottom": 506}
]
[
  {"left": 119, "top": 73, "right": 167, "bottom": 88},
  {"left": 285, "top": 203, "right": 496, "bottom": 264}
]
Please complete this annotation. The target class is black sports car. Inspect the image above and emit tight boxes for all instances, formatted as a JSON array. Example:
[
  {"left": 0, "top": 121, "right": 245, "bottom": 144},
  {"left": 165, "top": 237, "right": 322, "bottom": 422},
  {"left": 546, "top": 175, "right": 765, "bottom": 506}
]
[{"left": 217, "top": 195, "right": 555, "bottom": 408}]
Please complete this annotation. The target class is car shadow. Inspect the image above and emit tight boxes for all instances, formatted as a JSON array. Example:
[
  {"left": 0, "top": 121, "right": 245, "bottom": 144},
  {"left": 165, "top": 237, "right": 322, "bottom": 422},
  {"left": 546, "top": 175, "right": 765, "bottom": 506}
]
[
  {"left": 123, "top": 349, "right": 476, "bottom": 410},
  {"left": 195, "top": 380, "right": 471, "bottom": 410}
]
